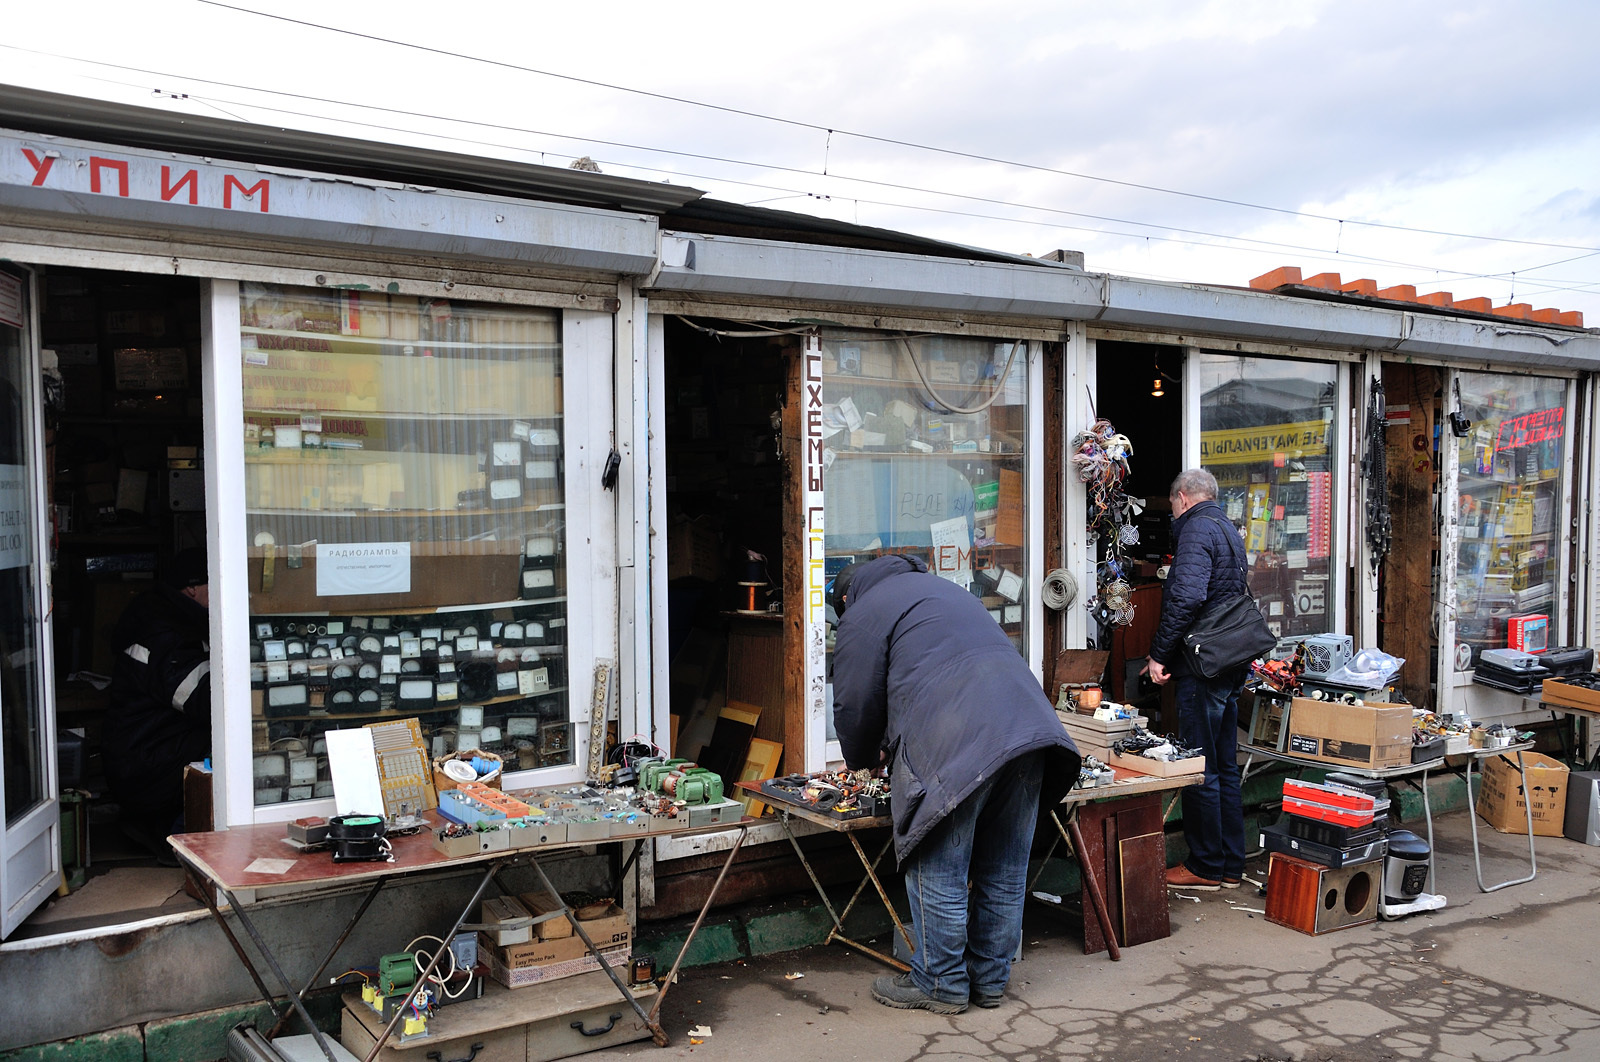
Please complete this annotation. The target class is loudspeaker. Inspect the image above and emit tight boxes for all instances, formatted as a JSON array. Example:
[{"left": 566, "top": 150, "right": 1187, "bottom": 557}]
[
  {"left": 1564, "top": 771, "right": 1600, "bottom": 846},
  {"left": 1265, "top": 852, "right": 1380, "bottom": 935}
]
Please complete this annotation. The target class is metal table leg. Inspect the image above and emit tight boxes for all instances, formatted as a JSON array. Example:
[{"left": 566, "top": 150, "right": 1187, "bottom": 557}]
[
  {"left": 777, "top": 812, "right": 907, "bottom": 971},
  {"left": 180, "top": 863, "right": 291, "bottom": 1033},
  {"left": 216, "top": 883, "right": 345, "bottom": 1062},
  {"left": 646, "top": 825, "right": 750, "bottom": 1044},
  {"left": 267, "top": 879, "right": 384, "bottom": 1039},
  {"left": 360, "top": 858, "right": 505, "bottom": 1062},
  {"left": 1467, "top": 751, "right": 1538, "bottom": 893},
  {"left": 524, "top": 852, "right": 661, "bottom": 1045}
]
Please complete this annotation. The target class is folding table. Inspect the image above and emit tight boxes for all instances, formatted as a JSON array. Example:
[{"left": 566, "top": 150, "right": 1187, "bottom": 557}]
[
  {"left": 172, "top": 810, "right": 750, "bottom": 1062},
  {"left": 736, "top": 782, "right": 911, "bottom": 971},
  {"left": 1462, "top": 740, "right": 1539, "bottom": 892}
]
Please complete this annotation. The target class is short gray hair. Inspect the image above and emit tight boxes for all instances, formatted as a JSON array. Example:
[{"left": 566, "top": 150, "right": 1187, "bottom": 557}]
[{"left": 1170, "top": 468, "right": 1218, "bottom": 501}]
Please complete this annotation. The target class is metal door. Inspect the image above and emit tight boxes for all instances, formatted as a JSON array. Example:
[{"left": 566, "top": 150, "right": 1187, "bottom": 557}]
[{"left": 0, "top": 266, "right": 60, "bottom": 938}]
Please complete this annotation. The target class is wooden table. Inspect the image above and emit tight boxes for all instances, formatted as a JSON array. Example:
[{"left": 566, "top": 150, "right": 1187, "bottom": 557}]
[
  {"left": 1030, "top": 765, "right": 1204, "bottom": 960},
  {"left": 736, "top": 782, "right": 910, "bottom": 971},
  {"left": 172, "top": 809, "right": 751, "bottom": 1062}
]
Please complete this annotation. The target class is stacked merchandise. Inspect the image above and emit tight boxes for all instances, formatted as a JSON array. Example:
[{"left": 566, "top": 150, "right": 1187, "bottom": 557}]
[{"left": 1262, "top": 773, "right": 1438, "bottom": 932}]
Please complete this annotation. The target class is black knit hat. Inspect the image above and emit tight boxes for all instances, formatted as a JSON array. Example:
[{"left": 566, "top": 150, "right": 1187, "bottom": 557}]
[
  {"left": 829, "top": 563, "right": 858, "bottom": 618},
  {"left": 167, "top": 547, "right": 209, "bottom": 589}
]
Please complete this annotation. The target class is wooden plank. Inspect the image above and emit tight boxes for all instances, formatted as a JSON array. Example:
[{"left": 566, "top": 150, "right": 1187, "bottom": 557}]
[
  {"left": 781, "top": 344, "right": 808, "bottom": 770},
  {"left": 1379, "top": 363, "right": 1439, "bottom": 709},
  {"left": 728, "top": 618, "right": 786, "bottom": 745},
  {"left": 1043, "top": 338, "right": 1066, "bottom": 693},
  {"left": 1076, "top": 801, "right": 1111, "bottom": 955},
  {"left": 1117, "top": 831, "right": 1170, "bottom": 947},
  {"left": 340, "top": 974, "right": 655, "bottom": 1042}
]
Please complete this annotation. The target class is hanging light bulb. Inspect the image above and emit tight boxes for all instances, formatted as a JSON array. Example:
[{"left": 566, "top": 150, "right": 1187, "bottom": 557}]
[{"left": 1151, "top": 377, "right": 1165, "bottom": 398}]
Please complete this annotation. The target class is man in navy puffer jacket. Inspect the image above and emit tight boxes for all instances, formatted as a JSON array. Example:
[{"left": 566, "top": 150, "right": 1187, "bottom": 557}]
[
  {"left": 833, "top": 554, "right": 1079, "bottom": 1014},
  {"left": 1143, "top": 468, "right": 1249, "bottom": 891}
]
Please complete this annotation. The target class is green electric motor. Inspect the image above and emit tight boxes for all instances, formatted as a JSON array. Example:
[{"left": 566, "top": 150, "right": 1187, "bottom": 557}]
[{"left": 378, "top": 952, "right": 417, "bottom": 996}]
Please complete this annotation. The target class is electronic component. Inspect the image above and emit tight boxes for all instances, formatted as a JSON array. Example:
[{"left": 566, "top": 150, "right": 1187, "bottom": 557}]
[
  {"left": 328, "top": 815, "right": 390, "bottom": 863},
  {"left": 364, "top": 718, "right": 435, "bottom": 819}
]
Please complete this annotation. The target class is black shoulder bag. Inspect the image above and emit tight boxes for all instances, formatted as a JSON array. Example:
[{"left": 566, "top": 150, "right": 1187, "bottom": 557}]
[{"left": 1180, "top": 514, "right": 1278, "bottom": 679}]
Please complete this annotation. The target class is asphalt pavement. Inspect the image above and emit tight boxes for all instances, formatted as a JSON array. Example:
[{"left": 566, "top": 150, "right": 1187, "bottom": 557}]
[{"left": 590, "top": 809, "right": 1600, "bottom": 1061}]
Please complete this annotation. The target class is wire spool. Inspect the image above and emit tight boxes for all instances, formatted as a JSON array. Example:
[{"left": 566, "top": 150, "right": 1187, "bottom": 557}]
[
  {"left": 1041, "top": 569, "right": 1078, "bottom": 611},
  {"left": 735, "top": 581, "right": 766, "bottom": 614}
]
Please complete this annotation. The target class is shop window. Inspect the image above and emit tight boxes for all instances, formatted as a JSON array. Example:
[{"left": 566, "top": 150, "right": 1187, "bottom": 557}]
[
  {"left": 239, "top": 284, "right": 570, "bottom": 809},
  {"left": 821, "top": 332, "right": 1029, "bottom": 739},
  {"left": 1453, "top": 373, "right": 1567, "bottom": 668},
  {"left": 1197, "top": 354, "right": 1338, "bottom": 638}
]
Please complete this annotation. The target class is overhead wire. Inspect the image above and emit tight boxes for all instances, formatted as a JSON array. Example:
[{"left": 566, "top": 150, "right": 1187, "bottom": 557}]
[
  {"left": 46, "top": 58, "right": 1590, "bottom": 296},
  {"left": 6, "top": 39, "right": 1598, "bottom": 303},
  {"left": 189, "top": 0, "right": 1600, "bottom": 254}
]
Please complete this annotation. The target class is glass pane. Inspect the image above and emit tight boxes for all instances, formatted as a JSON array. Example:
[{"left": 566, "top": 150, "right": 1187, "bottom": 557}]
[
  {"left": 240, "top": 285, "right": 571, "bottom": 811},
  {"left": 1197, "top": 353, "right": 1339, "bottom": 638},
  {"left": 1, "top": 277, "right": 48, "bottom": 825},
  {"left": 1453, "top": 373, "right": 1567, "bottom": 668},
  {"left": 821, "top": 333, "right": 1029, "bottom": 738}
]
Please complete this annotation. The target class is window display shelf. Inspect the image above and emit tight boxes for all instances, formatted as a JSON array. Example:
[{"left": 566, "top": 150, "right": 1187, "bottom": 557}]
[
  {"left": 256, "top": 688, "right": 571, "bottom": 723},
  {"left": 251, "top": 595, "right": 567, "bottom": 618},
  {"left": 244, "top": 505, "right": 556, "bottom": 518},
  {"left": 241, "top": 326, "right": 560, "bottom": 355},
  {"left": 827, "top": 449, "right": 1024, "bottom": 459}
]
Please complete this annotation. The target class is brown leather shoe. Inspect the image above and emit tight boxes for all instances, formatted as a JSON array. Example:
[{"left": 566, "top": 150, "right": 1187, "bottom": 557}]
[{"left": 1165, "top": 865, "right": 1221, "bottom": 891}]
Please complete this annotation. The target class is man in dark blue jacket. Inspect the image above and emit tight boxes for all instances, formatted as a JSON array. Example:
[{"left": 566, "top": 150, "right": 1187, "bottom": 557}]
[
  {"left": 1144, "top": 468, "right": 1248, "bottom": 891},
  {"left": 832, "top": 554, "right": 1079, "bottom": 1014}
]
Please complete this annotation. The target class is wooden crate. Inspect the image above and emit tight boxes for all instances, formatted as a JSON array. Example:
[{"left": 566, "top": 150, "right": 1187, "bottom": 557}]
[{"left": 1108, "top": 750, "right": 1205, "bottom": 777}]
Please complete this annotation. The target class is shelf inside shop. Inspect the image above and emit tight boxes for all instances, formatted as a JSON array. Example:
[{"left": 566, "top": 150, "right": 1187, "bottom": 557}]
[{"left": 250, "top": 595, "right": 567, "bottom": 617}]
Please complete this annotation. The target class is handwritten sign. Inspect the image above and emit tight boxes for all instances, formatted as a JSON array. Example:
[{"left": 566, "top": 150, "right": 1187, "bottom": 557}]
[{"left": 0, "top": 464, "right": 29, "bottom": 570}]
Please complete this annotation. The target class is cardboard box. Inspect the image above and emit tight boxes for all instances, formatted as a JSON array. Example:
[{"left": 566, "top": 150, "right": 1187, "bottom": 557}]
[
  {"left": 483, "top": 901, "right": 629, "bottom": 967},
  {"left": 668, "top": 518, "right": 720, "bottom": 582},
  {"left": 1477, "top": 751, "right": 1570, "bottom": 837},
  {"left": 518, "top": 889, "right": 573, "bottom": 940},
  {"left": 484, "top": 943, "right": 630, "bottom": 989},
  {"left": 1109, "top": 750, "right": 1206, "bottom": 778},
  {"left": 1285, "top": 698, "right": 1412, "bottom": 769}
]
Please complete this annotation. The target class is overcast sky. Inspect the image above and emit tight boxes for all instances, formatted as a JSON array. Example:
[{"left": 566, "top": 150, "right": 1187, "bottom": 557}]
[{"left": 7, "top": 1, "right": 1600, "bottom": 318}]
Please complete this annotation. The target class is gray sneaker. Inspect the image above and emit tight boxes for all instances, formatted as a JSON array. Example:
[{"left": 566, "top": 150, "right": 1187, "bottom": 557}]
[{"left": 871, "top": 973, "right": 968, "bottom": 1015}]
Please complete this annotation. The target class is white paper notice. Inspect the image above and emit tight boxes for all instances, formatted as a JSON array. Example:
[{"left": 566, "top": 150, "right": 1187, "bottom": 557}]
[
  {"left": 929, "top": 515, "right": 973, "bottom": 589},
  {"left": 326, "top": 727, "right": 386, "bottom": 817},
  {"left": 0, "top": 465, "right": 30, "bottom": 571},
  {"left": 317, "top": 542, "right": 411, "bottom": 597},
  {"left": 1286, "top": 549, "right": 1309, "bottom": 570},
  {"left": 1285, "top": 515, "right": 1309, "bottom": 535}
]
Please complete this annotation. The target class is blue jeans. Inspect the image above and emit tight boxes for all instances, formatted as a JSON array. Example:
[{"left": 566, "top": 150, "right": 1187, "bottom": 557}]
[
  {"left": 902, "top": 752, "right": 1044, "bottom": 1005},
  {"left": 1176, "top": 670, "right": 1246, "bottom": 881}
]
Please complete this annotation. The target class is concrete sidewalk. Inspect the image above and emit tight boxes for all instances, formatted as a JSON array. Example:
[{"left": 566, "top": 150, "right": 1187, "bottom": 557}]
[{"left": 595, "top": 812, "right": 1600, "bottom": 1061}]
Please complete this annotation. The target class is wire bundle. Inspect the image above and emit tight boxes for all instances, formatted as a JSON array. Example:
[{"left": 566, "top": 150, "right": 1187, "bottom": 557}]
[{"left": 1071, "top": 418, "right": 1141, "bottom": 628}]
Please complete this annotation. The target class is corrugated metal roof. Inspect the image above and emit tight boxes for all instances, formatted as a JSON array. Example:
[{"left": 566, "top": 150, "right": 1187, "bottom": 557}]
[{"left": 0, "top": 83, "right": 705, "bottom": 215}]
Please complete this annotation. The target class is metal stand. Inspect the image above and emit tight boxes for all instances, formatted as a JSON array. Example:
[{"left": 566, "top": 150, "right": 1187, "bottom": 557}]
[
  {"left": 178, "top": 853, "right": 502, "bottom": 1062},
  {"left": 776, "top": 809, "right": 912, "bottom": 971},
  {"left": 1465, "top": 744, "right": 1538, "bottom": 893}
]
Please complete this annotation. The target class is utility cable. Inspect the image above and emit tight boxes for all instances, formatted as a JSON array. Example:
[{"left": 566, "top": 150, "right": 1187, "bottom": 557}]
[{"left": 187, "top": 0, "right": 1600, "bottom": 254}]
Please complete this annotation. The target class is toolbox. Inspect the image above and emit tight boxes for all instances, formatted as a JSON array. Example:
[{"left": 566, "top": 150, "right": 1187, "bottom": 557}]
[{"left": 1281, "top": 778, "right": 1377, "bottom": 828}]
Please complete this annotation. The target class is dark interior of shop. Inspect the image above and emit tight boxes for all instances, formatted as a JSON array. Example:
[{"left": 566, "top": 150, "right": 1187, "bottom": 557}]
[
  {"left": 24, "top": 266, "right": 206, "bottom": 936},
  {"left": 1094, "top": 340, "right": 1183, "bottom": 718},
  {"left": 661, "top": 317, "right": 789, "bottom": 783}
]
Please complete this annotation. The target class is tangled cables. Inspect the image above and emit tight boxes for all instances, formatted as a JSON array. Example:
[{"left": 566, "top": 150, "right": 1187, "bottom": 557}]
[{"left": 1072, "top": 418, "right": 1141, "bottom": 627}]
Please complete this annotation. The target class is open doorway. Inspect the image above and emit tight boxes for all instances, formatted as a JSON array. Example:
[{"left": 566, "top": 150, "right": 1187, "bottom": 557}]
[
  {"left": 1377, "top": 362, "right": 1442, "bottom": 710},
  {"left": 16, "top": 267, "right": 207, "bottom": 938},
  {"left": 1094, "top": 339, "right": 1185, "bottom": 719},
  {"left": 661, "top": 318, "right": 789, "bottom": 787}
]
